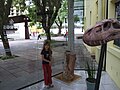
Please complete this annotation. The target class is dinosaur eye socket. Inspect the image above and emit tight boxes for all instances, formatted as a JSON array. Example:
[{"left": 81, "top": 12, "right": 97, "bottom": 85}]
[
  {"left": 103, "top": 22, "right": 111, "bottom": 30},
  {"left": 113, "top": 22, "right": 120, "bottom": 29},
  {"left": 96, "top": 27, "right": 102, "bottom": 32},
  {"left": 96, "top": 28, "right": 102, "bottom": 32}
]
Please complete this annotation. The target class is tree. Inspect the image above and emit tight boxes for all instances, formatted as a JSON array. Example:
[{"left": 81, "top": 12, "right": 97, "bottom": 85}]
[
  {"left": 33, "top": 0, "right": 62, "bottom": 40},
  {"left": 74, "top": 15, "right": 80, "bottom": 23},
  {"left": 0, "top": 0, "right": 13, "bottom": 56},
  {"left": 12, "top": 0, "right": 42, "bottom": 29},
  {"left": 55, "top": 0, "right": 80, "bottom": 35},
  {"left": 55, "top": 0, "right": 68, "bottom": 35}
]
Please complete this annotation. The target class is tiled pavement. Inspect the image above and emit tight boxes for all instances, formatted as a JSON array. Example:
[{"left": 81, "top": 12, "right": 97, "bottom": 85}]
[
  {"left": 0, "top": 36, "right": 119, "bottom": 90},
  {"left": 22, "top": 71, "right": 120, "bottom": 90}
]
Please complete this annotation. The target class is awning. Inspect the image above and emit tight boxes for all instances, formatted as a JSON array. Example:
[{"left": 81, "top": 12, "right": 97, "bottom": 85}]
[{"left": 9, "top": 15, "right": 31, "bottom": 23}]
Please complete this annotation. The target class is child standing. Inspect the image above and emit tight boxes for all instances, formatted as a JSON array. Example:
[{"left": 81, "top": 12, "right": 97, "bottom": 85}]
[{"left": 41, "top": 40, "right": 54, "bottom": 89}]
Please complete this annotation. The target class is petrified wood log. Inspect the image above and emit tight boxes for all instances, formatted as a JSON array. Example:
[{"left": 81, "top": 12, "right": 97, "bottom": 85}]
[{"left": 62, "top": 51, "right": 76, "bottom": 81}]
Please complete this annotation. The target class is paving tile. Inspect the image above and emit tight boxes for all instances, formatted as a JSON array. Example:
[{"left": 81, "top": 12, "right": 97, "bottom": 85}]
[
  {"left": 12, "top": 71, "right": 30, "bottom": 77},
  {"left": 8, "top": 68, "right": 23, "bottom": 73},
  {"left": 22, "top": 71, "right": 120, "bottom": 90},
  {"left": 0, "top": 72, "right": 16, "bottom": 82}
]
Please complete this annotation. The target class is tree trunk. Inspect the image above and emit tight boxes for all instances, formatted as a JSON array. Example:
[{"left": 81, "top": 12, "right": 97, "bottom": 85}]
[
  {"left": 55, "top": 18, "right": 63, "bottom": 35},
  {"left": 0, "top": 30, "right": 12, "bottom": 56},
  {"left": 58, "top": 21, "right": 62, "bottom": 35},
  {"left": 0, "top": 0, "right": 13, "bottom": 56},
  {"left": 63, "top": 51, "right": 76, "bottom": 81},
  {"left": 58, "top": 26, "right": 62, "bottom": 35},
  {"left": 45, "top": 28, "right": 51, "bottom": 40}
]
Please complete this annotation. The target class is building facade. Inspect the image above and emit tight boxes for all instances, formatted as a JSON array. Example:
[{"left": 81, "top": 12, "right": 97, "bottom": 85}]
[{"left": 84, "top": 0, "right": 120, "bottom": 89}]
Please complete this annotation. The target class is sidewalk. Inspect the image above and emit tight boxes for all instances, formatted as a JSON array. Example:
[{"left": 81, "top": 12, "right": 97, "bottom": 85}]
[
  {"left": 23, "top": 71, "right": 120, "bottom": 90},
  {"left": 0, "top": 37, "right": 63, "bottom": 90},
  {"left": 0, "top": 36, "right": 119, "bottom": 90}
]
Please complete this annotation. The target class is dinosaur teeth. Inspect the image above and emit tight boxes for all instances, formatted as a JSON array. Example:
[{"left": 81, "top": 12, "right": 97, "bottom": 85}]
[
  {"left": 103, "top": 40, "right": 106, "bottom": 44},
  {"left": 99, "top": 41, "right": 102, "bottom": 45}
]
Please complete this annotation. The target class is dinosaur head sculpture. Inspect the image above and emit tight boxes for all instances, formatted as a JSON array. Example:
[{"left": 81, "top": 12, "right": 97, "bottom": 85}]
[{"left": 83, "top": 18, "right": 120, "bottom": 46}]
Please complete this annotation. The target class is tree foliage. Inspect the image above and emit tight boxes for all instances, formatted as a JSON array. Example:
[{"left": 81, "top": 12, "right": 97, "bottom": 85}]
[
  {"left": 33, "top": 0, "right": 62, "bottom": 40},
  {"left": 12, "top": 0, "right": 26, "bottom": 12},
  {"left": 55, "top": 0, "right": 68, "bottom": 35},
  {"left": 57, "top": 0, "right": 68, "bottom": 23},
  {"left": 74, "top": 15, "right": 80, "bottom": 23}
]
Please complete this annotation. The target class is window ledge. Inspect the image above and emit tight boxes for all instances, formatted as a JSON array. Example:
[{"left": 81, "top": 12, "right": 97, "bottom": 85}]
[{"left": 108, "top": 46, "right": 120, "bottom": 59}]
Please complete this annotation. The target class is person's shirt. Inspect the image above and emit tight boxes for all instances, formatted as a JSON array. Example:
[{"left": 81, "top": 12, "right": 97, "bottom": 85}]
[
  {"left": 38, "top": 34, "right": 41, "bottom": 37},
  {"left": 41, "top": 50, "right": 52, "bottom": 64}
]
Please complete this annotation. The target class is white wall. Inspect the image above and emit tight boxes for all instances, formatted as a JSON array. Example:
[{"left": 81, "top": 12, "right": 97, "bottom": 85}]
[{"left": 7, "top": 23, "right": 25, "bottom": 40}]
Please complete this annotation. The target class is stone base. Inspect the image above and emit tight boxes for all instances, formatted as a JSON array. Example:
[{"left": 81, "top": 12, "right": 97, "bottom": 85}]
[{"left": 54, "top": 73, "right": 81, "bottom": 84}]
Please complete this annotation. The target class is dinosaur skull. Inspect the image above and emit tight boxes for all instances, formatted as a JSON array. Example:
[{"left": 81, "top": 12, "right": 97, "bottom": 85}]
[{"left": 83, "top": 18, "right": 120, "bottom": 46}]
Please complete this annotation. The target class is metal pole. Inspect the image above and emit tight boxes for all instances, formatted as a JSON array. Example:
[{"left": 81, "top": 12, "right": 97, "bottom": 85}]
[
  {"left": 103, "top": 0, "right": 108, "bottom": 71},
  {"left": 95, "top": 0, "right": 108, "bottom": 89},
  {"left": 95, "top": 44, "right": 106, "bottom": 90},
  {"left": 68, "top": 0, "right": 74, "bottom": 51}
]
